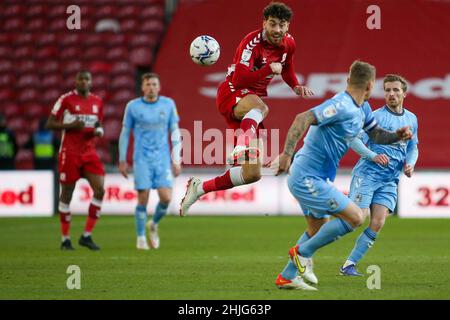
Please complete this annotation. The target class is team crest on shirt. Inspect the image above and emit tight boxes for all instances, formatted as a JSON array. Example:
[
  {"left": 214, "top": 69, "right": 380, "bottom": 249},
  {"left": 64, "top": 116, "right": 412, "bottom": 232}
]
[
  {"left": 159, "top": 111, "right": 166, "bottom": 120},
  {"left": 262, "top": 57, "right": 267, "bottom": 64},
  {"left": 75, "top": 105, "right": 80, "bottom": 112},
  {"left": 323, "top": 106, "right": 337, "bottom": 118},
  {"left": 328, "top": 198, "right": 338, "bottom": 210},
  {"left": 241, "top": 89, "right": 249, "bottom": 95},
  {"left": 92, "top": 104, "right": 98, "bottom": 114}
]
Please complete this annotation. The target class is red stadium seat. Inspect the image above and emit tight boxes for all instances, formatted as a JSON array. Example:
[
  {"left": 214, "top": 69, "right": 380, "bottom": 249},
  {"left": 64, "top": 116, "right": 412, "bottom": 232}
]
[
  {"left": 14, "top": 149, "right": 34, "bottom": 170},
  {"left": 107, "top": 34, "right": 127, "bottom": 47},
  {"left": 129, "top": 47, "right": 153, "bottom": 66},
  {"left": 0, "top": 89, "right": 15, "bottom": 100},
  {"left": 83, "top": 33, "right": 103, "bottom": 46},
  {"left": 23, "top": 104, "right": 44, "bottom": 119},
  {"left": 129, "top": 34, "right": 159, "bottom": 47},
  {"left": 106, "top": 47, "right": 129, "bottom": 60},
  {"left": 103, "top": 119, "right": 123, "bottom": 142},
  {"left": 15, "top": 33, "right": 33, "bottom": 46},
  {"left": 17, "top": 89, "right": 39, "bottom": 103},
  {"left": 25, "top": 4, "right": 47, "bottom": 18},
  {"left": 7, "top": 117, "right": 26, "bottom": 132},
  {"left": 0, "top": 46, "right": 13, "bottom": 59},
  {"left": 47, "top": 5, "right": 67, "bottom": 18},
  {"left": 117, "top": 5, "right": 140, "bottom": 19},
  {"left": 0, "top": 74, "right": 15, "bottom": 87},
  {"left": 96, "top": 146, "right": 112, "bottom": 164},
  {"left": 3, "top": 4, "right": 26, "bottom": 17},
  {"left": 110, "top": 74, "right": 135, "bottom": 90},
  {"left": 140, "top": 6, "right": 165, "bottom": 19},
  {"left": 110, "top": 89, "right": 135, "bottom": 105},
  {"left": 49, "top": 19, "right": 70, "bottom": 31},
  {"left": 35, "top": 46, "right": 59, "bottom": 59},
  {"left": 3, "top": 18, "right": 24, "bottom": 31},
  {"left": 120, "top": 19, "right": 139, "bottom": 33},
  {"left": 3, "top": 103, "right": 21, "bottom": 118},
  {"left": 0, "top": 60, "right": 13, "bottom": 73},
  {"left": 84, "top": 46, "right": 107, "bottom": 60},
  {"left": 39, "top": 61, "right": 60, "bottom": 75},
  {"left": 15, "top": 133, "right": 30, "bottom": 148},
  {"left": 36, "top": 33, "right": 57, "bottom": 46},
  {"left": 16, "top": 60, "right": 36, "bottom": 74},
  {"left": 60, "top": 47, "right": 82, "bottom": 59},
  {"left": 14, "top": 46, "right": 34, "bottom": 59},
  {"left": 110, "top": 61, "right": 133, "bottom": 75},
  {"left": 16, "top": 73, "right": 40, "bottom": 88},
  {"left": 26, "top": 18, "right": 46, "bottom": 31},
  {"left": 104, "top": 104, "right": 125, "bottom": 119},
  {"left": 140, "top": 19, "right": 165, "bottom": 33},
  {"left": 59, "top": 33, "right": 81, "bottom": 47},
  {"left": 42, "top": 89, "right": 62, "bottom": 104},
  {"left": 92, "top": 74, "right": 109, "bottom": 88},
  {"left": 41, "top": 74, "right": 62, "bottom": 89},
  {"left": 94, "top": 5, "right": 117, "bottom": 19},
  {"left": 63, "top": 60, "right": 83, "bottom": 74}
]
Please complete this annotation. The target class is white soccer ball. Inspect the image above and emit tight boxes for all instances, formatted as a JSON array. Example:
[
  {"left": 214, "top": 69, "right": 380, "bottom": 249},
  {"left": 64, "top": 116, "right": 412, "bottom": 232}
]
[{"left": 189, "top": 35, "right": 220, "bottom": 66}]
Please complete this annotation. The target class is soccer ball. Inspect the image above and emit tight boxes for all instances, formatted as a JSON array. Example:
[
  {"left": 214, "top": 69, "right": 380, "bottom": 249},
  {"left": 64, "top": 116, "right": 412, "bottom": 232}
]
[{"left": 189, "top": 35, "right": 220, "bottom": 66}]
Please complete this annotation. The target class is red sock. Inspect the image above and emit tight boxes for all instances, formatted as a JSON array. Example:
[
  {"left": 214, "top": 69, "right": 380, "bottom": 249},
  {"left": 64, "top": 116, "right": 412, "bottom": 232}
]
[
  {"left": 59, "top": 212, "right": 71, "bottom": 237},
  {"left": 202, "top": 170, "right": 234, "bottom": 193},
  {"left": 84, "top": 202, "right": 101, "bottom": 234},
  {"left": 236, "top": 118, "right": 258, "bottom": 147}
]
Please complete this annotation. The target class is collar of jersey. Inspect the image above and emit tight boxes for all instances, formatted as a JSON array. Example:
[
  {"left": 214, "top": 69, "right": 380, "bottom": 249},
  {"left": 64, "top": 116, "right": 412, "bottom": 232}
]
[
  {"left": 384, "top": 105, "right": 405, "bottom": 116},
  {"left": 141, "top": 97, "right": 159, "bottom": 105},
  {"left": 344, "top": 91, "right": 363, "bottom": 108}
]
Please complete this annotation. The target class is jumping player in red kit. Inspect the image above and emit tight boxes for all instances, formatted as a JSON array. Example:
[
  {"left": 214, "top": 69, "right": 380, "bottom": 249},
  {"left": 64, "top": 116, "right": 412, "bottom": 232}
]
[
  {"left": 180, "top": 2, "right": 314, "bottom": 216},
  {"left": 46, "top": 71, "right": 105, "bottom": 250}
]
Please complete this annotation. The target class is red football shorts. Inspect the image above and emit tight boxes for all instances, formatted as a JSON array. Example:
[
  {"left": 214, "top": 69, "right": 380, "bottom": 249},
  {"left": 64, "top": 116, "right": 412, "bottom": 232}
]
[{"left": 58, "top": 150, "right": 105, "bottom": 184}]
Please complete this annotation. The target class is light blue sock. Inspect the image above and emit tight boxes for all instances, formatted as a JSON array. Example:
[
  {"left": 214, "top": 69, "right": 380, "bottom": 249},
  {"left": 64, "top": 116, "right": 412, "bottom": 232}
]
[
  {"left": 152, "top": 202, "right": 169, "bottom": 224},
  {"left": 347, "top": 227, "right": 378, "bottom": 264},
  {"left": 299, "top": 218, "right": 354, "bottom": 258},
  {"left": 135, "top": 205, "right": 147, "bottom": 237},
  {"left": 281, "top": 231, "right": 310, "bottom": 280}
]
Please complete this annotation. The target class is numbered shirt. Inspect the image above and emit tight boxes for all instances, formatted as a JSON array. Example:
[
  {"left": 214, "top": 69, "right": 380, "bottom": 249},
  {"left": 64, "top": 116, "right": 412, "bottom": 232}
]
[
  {"left": 352, "top": 106, "right": 419, "bottom": 183},
  {"left": 122, "top": 96, "right": 179, "bottom": 165},
  {"left": 293, "top": 91, "right": 377, "bottom": 180},
  {"left": 51, "top": 90, "right": 103, "bottom": 154}
]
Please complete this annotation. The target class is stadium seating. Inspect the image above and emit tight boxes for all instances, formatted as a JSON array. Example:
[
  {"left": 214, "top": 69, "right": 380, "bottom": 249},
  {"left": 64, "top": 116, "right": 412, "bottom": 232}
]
[{"left": 1, "top": 1, "right": 167, "bottom": 168}]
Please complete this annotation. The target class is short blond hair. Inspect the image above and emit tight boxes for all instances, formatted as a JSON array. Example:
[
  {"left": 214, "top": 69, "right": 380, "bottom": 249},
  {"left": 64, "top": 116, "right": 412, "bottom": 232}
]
[
  {"left": 383, "top": 74, "right": 408, "bottom": 92},
  {"left": 348, "top": 60, "right": 376, "bottom": 89}
]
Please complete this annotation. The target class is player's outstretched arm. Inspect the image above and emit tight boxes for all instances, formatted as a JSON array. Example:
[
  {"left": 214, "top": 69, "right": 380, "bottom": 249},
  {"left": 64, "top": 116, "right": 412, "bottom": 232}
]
[
  {"left": 271, "top": 110, "right": 317, "bottom": 175},
  {"left": 45, "top": 114, "right": 85, "bottom": 131},
  {"left": 367, "top": 125, "right": 412, "bottom": 145},
  {"left": 349, "top": 137, "right": 389, "bottom": 166}
]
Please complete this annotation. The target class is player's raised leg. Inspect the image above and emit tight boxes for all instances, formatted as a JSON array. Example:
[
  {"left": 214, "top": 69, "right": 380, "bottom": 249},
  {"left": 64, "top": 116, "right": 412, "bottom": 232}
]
[
  {"left": 341, "top": 204, "right": 389, "bottom": 276},
  {"left": 79, "top": 171, "right": 104, "bottom": 251},
  {"left": 180, "top": 96, "right": 266, "bottom": 217},
  {"left": 58, "top": 183, "right": 76, "bottom": 250}
]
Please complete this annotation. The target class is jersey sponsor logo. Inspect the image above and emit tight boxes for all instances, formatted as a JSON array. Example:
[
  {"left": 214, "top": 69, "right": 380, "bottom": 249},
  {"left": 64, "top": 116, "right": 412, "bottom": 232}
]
[
  {"left": 323, "top": 105, "right": 337, "bottom": 118},
  {"left": 328, "top": 198, "right": 339, "bottom": 210},
  {"left": 240, "top": 49, "right": 252, "bottom": 66}
]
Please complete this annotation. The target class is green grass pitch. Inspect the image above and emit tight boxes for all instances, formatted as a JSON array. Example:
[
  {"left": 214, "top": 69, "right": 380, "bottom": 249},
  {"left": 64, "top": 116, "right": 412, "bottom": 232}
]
[{"left": 0, "top": 215, "right": 449, "bottom": 299}]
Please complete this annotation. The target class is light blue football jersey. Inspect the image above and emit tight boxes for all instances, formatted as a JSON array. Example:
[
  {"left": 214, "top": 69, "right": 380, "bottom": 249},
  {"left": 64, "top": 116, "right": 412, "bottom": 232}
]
[
  {"left": 291, "top": 91, "right": 377, "bottom": 180},
  {"left": 352, "top": 105, "right": 418, "bottom": 182},
  {"left": 122, "top": 96, "right": 179, "bottom": 165}
]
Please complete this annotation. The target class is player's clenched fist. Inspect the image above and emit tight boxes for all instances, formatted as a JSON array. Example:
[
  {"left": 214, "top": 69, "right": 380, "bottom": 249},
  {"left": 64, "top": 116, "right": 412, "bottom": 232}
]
[
  {"left": 396, "top": 126, "right": 412, "bottom": 140},
  {"left": 119, "top": 161, "right": 129, "bottom": 179},
  {"left": 372, "top": 154, "right": 389, "bottom": 166},
  {"left": 293, "top": 85, "right": 314, "bottom": 97}
]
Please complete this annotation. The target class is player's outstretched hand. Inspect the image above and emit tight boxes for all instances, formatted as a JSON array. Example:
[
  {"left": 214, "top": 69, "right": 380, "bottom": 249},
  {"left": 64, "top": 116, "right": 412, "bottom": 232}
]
[
  {"left": 396, "top": 126, "right": 413, "bottom": 141},
  {"left": 404, "top": 164, "right": 414, "bottom": 178},
  {"left": 269, "top": 62, "right": 282, "bottom": 75},
  {"left": 373, "top": 154, "right": 389, "bottom": 166},
  {"left": 172, "top": 163, "right": 181, "bottom": 177},
  {"left": 119, "top": 161, "right": 129, "bottom": 179},
  {"left": 293, "top": 85, "right": 314, "bottom": 97},
  {"left": 270, "top": 153, "right": 292, "bottom": 176}
]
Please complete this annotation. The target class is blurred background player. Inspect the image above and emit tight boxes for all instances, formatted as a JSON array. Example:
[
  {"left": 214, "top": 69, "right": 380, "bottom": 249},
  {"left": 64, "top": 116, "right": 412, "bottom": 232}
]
[
  {"left": 340, "top": 74, "right": 419, "bottom": 276},
  {"left": 0, "top": 113, "right": 18, "bottom": 170},
  {"left": 46, "top": 71, "right": 105, "bottom": 251},
  {"left": 272, "top": 61, "right": 413, "bottom": 290},
  {"left": 180, "top": 1, "right": 313, "bottom": 216},
  {"left": 118, "top": 73, "right": 181, "bottom": 250}
]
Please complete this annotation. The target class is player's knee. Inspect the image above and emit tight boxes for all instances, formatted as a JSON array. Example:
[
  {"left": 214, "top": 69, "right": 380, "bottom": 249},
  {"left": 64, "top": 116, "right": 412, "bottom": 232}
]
[
  {"left": 370, "top": 218, "right": 385, "bottom": 232},
  {"left": 258, "top": 104, "right": 269, "bottom": 117},
  {"left": 93, "top": 186, "right": 105, "bottom": 199},
  {"left": 348, "top": 208, "right": 364, "bottom": 228}
]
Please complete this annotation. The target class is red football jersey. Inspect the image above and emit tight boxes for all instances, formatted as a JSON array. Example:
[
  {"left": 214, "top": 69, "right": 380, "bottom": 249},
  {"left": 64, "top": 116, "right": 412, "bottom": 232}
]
[
  {"left": 51, "top": 90, "right": 104, "bottom": 153},
  {"left": 225, "top": 29, "right": 299, "bottom": 97}
]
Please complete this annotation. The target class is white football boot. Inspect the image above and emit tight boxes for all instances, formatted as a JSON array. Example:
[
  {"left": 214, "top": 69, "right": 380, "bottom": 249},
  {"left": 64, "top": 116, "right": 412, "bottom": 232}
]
[
  {"left": 136, "top": 236, "right": 149, "bottom": 250},
  {"left": 275, "top": 274, "right": 317, "bottom": 291},
  {"left": 303, "top": 258, "right": 319, "bottom": 284},
  {"left": 179, "top": 177, "right": 202, "bottom": 217},
  {"left": 147, "top": 221, "right": 160, "bottom": 249}
]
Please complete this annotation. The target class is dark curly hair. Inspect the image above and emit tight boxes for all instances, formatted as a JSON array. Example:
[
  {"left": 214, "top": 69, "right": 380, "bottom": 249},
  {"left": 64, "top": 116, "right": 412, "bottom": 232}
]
[{"left": 263, "top": 2, "right": 293, "bottom": 22}]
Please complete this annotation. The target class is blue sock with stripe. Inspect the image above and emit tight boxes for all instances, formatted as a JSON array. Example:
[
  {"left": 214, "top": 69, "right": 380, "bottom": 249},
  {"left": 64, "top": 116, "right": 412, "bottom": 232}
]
[
  {"left": 152, "top": 202, "right": 169, "bottom": 224},
  {"left": 135, "top": 205, "right": 147, "bottom": 237},
  {"left": 281, "top": 231, "right": 310, "bottom": 279},
  {"left": 299, "top": 218, "right": 354, "bottom": 258},
  {"left": 347, "top": 227, "right": 378, "bottom": 265}
]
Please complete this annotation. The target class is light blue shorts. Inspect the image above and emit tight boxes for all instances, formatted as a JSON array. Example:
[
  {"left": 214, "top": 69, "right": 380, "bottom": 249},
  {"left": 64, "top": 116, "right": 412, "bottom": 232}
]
[
  {"left": 287, "top": 171, "right": 350, "bottom": 219},
  {"left": 349, "top": 175, "right": 397, "bottom": 213},
  {"left": 134, "top": 161, "right": 173, "bottom": 190}
]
